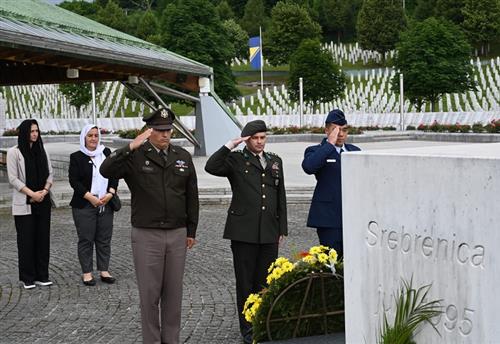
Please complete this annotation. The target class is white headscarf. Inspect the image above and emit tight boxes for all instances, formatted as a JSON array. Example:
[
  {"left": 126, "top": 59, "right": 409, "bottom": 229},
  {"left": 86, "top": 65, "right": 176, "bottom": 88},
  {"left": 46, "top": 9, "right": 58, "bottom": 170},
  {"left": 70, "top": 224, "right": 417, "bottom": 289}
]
[
  {"left": 80, "top": 124, "right": 105, "bottom": 157},
  {"left": 79, "top": 124, "right": 108, "bottom": 198}
]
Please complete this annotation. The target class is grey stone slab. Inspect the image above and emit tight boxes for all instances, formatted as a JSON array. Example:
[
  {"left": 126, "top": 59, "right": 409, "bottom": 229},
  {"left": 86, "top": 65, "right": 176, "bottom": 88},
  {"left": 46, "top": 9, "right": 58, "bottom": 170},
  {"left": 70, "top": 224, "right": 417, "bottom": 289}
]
[{"left": 343, "top": 142, "right": 500, "bottom": 343}]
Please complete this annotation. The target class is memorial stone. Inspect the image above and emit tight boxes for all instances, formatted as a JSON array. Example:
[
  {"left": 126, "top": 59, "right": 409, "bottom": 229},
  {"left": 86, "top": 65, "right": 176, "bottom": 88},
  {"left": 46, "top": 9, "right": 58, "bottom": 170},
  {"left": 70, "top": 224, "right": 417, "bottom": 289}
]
[{"left": 343, "top": 143, "right": 500, "bottom": 343}]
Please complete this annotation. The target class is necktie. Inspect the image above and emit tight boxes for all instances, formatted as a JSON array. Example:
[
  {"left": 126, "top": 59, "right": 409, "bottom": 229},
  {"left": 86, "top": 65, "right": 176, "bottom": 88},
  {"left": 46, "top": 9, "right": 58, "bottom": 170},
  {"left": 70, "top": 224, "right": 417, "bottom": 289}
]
[
  {"left": 159, "top": 150, "right": 168, "bottom": 163},
  {"left": 340, "top": 148, "right": 344, "bottom": 154},
  {"left": 259, "top": 154, "right": 267, "bottom": 169}
]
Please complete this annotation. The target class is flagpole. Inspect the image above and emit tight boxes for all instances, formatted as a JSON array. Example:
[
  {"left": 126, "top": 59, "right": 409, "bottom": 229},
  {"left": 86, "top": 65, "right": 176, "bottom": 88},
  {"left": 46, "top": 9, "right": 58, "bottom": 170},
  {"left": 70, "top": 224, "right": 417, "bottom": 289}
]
[{"left": 259, "top": 26, "right": 264, "bottom": 91}]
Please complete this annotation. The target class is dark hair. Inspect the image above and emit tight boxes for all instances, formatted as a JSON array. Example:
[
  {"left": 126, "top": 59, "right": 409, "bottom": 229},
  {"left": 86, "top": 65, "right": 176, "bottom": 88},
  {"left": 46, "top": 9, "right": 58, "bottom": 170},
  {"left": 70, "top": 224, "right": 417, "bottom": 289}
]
[{"left": 17, "top": 119, "right": 43, "bottom": 157}]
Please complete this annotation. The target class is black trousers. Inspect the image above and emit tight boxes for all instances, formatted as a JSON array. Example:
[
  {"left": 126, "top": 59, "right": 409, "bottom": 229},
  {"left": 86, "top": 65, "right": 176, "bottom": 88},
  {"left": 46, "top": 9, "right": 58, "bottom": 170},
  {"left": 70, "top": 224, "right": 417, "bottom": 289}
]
[
  {"left": 231, "top": 240, "right": 279, "bottom": 336},
  {"left": 72, "top": 204, "right": 114, "bottom": 273},
  {"left": 14, "top": 207, "right": 51, "bottom": 283}
]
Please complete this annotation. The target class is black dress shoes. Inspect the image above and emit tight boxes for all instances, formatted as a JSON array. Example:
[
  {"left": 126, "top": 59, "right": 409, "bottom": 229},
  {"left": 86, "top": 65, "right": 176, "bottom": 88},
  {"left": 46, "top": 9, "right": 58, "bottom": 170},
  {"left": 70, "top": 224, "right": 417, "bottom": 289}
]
[
  {"left": 100, "top": 275, "right": 116, "bottom": 284},
  {"left": 82, "top": 277, "right": 96, "bottom": 286}
]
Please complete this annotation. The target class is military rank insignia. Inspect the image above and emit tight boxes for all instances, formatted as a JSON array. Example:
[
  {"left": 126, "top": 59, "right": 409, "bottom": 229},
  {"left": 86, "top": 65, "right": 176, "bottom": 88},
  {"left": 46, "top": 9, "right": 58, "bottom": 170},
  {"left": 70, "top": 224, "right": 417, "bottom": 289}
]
[{"left": 175, "top": 160, "right": 188, "bottom": 171}]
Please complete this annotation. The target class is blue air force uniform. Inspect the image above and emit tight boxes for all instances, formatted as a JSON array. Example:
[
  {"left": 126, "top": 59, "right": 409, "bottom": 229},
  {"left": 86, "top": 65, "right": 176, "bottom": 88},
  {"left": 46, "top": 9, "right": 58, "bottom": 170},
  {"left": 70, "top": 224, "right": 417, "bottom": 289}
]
[{"left": 302, "top": 109, "right": 360, "bottom": 256}]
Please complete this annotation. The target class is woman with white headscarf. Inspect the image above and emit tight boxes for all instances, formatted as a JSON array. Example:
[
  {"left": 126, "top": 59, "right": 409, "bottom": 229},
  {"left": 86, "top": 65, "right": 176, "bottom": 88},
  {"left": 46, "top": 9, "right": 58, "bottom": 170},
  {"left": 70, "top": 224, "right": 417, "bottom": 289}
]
[{"left": 69, "top": 124, "right": 119, "bottom": 286}]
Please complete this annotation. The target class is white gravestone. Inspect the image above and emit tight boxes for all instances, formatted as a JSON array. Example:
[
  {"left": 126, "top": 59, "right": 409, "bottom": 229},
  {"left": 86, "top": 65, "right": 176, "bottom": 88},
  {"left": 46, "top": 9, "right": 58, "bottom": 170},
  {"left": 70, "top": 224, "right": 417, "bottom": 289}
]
[{"left": 342, "top": 143, "right": 500, "bottom": 343}]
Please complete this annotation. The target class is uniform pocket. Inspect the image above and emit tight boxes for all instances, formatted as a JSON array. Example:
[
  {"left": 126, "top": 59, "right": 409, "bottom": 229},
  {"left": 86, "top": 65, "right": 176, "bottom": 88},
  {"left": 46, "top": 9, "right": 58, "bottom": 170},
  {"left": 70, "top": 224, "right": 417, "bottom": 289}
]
[{"left": 173, "top": 167, "right": 189, "bottom": 177}]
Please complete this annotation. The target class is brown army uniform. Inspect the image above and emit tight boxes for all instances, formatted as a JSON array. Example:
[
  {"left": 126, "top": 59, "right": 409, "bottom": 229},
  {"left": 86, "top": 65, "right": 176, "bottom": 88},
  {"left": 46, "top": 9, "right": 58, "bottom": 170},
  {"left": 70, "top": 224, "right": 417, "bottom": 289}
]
[
  {"left": 100, "top": 142, "right": 198, "bottom": 236},
  {"left": 100, "top": 107, "right": 198, "bottom": 344}
]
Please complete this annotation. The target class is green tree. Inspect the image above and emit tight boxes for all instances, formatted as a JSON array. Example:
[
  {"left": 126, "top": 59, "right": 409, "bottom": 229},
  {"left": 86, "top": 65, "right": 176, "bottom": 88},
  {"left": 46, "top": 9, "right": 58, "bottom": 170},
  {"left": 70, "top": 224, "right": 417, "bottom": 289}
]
[
  {"left": 462, "top": 0, "right": 500, "bottom": 55},
  {"left": 413, "top": 0, "right": 436, "bottom": 21},
  {"left": 266, "top": 2, "right": 322, "bottom": 66},
  {"left": 58, "top": 0, "right": 99, "bottom": 17},
  {"left": 392, "top": 17, "right": 475, "bottom": 111},
  {"left": 288, "top": 39, "right": 346, "bottom": 104},
  {"left": 161, "top": 0, "right": 240, "bottom": 101},
  {"left": 222, "top": 19, "right": 249, "bottom": 60},
  {"left": 217, "top": 0, "right": 236, "bottom": 20},
  {"left": 436, "top": 0, "right": 464, "bottom": 25},
  {"left": 59, "top": 83, "right": 93, "bottom": 118},
  {"left": 357, "top": 0, "right": 407, "bottom": 59},
  {"left": 240, "top": 0, "right": 268, "bottom": 36},
  {"left": 136, "top": 10, "right": 162, "bottom": 44},
  {"left": 227, "top": 0, "right": 248, "bottom": 17},
  {"left": 95, "top": 0, "right": 129, "bottom": 33},
  {"left": 318, "top": 0, "right": 351, "bottom": 43}
]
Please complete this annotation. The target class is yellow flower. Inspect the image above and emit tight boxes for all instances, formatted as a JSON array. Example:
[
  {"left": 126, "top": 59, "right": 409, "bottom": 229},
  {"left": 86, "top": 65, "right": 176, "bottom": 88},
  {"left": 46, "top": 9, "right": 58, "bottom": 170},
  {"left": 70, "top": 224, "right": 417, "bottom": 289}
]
[
  {"left": 309, "top": 246, "right": 322, "bottom": 255},
  {"left": 303, "top": 255, "right": 317, "bottom": 264},
  {"left": 275, "top": 257, "right": 289, "bottom": 265},
  {"left": 318, "top": 253, "right": 328, "bottom": 264},
  {"left": 329, "top": 249, "right": 338, "bottom": 263},
  {"left": 243, "top": 293, "right": 263, "bottom": 322},
  {"left": 282, "top": 261, "right": 294, "bottom": 272}
]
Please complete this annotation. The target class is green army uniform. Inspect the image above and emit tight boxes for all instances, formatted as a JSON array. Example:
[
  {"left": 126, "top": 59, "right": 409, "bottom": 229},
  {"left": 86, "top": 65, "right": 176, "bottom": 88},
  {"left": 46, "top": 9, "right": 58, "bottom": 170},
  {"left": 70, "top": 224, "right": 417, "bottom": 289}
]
[
  {"left": 205, "top": 146, "right": 287, "bottom": 242},
  {"left": 204, "top": 119, "right": 287, "bottom": 343}
]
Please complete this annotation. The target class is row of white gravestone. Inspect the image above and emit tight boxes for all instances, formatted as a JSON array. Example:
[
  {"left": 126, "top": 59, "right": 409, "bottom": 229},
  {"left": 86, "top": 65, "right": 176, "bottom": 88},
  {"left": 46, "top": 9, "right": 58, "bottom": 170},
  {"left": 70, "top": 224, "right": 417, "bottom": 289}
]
[
  {"left": 2, "top": 110, "right": 498, "bottom": 134},
  {"left": 1, "top": 81, "right": 144, "bottom": 121},
  {"left": 231, "top": 42, "right": 392, "bottom": 67},
  {"left": 322, "top": 42, "right": 396, "bottom": 66},
  {"left": 236, "top": 112, "right": 499, "bottom": 128},
  {"left": 233, "top": 57, "right": 500, "bottom": 117}
]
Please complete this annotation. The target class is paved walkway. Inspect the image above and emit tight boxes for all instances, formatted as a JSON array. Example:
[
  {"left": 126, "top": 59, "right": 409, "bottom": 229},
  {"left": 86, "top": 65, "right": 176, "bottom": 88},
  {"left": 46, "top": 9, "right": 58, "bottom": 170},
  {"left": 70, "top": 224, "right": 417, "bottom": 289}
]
[{"left": 0, "top": 204, "right": 320, "bottom": 343}]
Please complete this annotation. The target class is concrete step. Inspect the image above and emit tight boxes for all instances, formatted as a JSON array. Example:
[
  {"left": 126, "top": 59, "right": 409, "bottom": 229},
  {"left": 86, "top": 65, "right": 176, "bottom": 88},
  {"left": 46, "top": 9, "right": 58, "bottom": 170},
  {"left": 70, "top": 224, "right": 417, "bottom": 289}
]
[{"left": 0, "top": 185, "right": 314, "bottom": 209}]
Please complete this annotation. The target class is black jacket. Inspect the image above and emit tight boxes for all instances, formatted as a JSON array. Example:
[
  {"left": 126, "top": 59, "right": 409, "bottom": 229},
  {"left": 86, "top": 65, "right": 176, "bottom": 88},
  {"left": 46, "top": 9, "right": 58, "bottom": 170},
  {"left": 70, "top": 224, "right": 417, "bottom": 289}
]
[
  {"left": 99, "top": 142, "right": 199, "bottom": 237},
  {"left": 205, "top": 146, "right": 287, "bottom": 244},
  {"left": 68, "top": 148, "right": 119, "bottom": 208}
]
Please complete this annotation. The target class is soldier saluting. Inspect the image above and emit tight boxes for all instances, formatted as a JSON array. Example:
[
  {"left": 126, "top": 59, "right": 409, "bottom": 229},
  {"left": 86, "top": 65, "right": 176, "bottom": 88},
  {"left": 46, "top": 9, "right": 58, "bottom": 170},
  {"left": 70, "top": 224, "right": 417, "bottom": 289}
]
[
  {"left": 100, "top": 108, "right": 198, "bottom": 344},
  {"left": 205, "top": 120, "right": 287, "bottom": 344}
]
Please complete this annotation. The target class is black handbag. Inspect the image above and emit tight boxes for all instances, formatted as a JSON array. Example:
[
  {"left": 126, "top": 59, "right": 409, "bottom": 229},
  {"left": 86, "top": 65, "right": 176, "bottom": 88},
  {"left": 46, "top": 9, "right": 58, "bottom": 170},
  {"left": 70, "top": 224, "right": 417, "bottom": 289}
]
[{"left": 109, "top": 193, "right": 122, "bottom": 212}]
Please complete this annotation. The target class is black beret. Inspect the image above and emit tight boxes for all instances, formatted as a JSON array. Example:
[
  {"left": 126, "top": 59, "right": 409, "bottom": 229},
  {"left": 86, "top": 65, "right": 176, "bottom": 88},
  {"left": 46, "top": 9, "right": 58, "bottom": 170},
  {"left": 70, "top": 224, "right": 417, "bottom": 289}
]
[
  {"left": 241, "top": 120, "right": 267, "bottom": 137},
  {"left": 143, "top": 107, "right": 176, "bottom": 130},
  {"left": 325, "top": 109, "right": 347, "bottom": 126}
]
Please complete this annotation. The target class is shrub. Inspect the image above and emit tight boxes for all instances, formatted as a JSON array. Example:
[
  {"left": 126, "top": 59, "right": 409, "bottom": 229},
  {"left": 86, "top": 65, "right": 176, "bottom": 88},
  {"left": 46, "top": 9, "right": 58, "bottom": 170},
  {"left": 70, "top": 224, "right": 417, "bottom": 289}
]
[
  {"left": 457, "top": 124, "right": 471, "bottom": 133},
  {"left": 471, "top": 123, "right": 484, "bottom": 133},
  {"left": 406, "top": 125, "right": 416, "bottom": 130},
  {"left": 429, "top": 121, "right": 442, "bottom": 132},
  {"left": 2, "top": 128, "right": 18, "bottom": 136}
]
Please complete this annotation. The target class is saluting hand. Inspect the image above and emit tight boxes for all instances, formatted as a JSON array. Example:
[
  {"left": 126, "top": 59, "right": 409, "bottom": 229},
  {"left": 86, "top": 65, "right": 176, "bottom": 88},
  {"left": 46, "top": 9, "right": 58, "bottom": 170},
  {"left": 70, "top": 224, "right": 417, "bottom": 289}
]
[
  {"left": 327, "top": 126, "right": 340, "bottom": 145},
  {"left": 226, "top": 136, "right": 250, "bottom": 150},
  {"left": 129, "top": 128, "right": 153, "bottom": 151}
]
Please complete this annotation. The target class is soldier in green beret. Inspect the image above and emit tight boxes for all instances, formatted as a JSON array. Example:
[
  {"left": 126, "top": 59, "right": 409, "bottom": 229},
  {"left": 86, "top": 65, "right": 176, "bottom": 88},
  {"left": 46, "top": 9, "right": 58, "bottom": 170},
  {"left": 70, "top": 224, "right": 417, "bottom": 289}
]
[
  {"left": 205, "top": 119, "right": 288, "bottom": 344},
  {"left": 100, "top": 108, "right": 199, "bottom": 344}
]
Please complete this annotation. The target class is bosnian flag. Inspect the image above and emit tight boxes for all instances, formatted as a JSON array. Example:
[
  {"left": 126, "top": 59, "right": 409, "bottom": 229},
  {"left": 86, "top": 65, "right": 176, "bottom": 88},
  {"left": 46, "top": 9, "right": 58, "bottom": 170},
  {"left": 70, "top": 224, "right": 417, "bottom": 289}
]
[{"left": 248, "top": 36, "right": 262, "bottom": 70}]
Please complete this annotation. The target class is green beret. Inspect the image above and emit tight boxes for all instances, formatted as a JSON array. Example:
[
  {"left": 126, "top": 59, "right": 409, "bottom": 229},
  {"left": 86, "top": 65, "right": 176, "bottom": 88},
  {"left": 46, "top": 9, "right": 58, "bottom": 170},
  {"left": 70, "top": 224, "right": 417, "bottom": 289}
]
[{"left": 241, "top": 120, "right": 267, "bottom": 137}]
